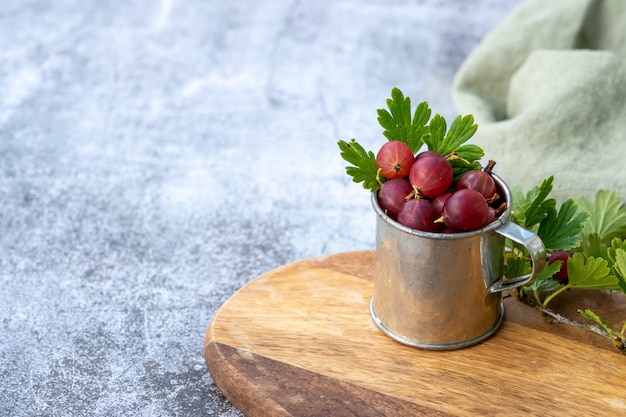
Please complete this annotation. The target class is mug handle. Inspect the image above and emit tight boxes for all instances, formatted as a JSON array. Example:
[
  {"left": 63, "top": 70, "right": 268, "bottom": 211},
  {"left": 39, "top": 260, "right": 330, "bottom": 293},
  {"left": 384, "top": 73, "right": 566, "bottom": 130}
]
[{"left": 488, "top": 221, "right": 546, "bottom": 294}]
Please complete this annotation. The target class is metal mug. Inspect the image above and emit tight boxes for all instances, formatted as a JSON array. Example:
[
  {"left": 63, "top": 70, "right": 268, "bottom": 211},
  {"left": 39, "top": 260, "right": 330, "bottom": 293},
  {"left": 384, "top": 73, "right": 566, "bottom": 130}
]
[{"left": 370, "top": 173, "right": 545, "bottom": 350}]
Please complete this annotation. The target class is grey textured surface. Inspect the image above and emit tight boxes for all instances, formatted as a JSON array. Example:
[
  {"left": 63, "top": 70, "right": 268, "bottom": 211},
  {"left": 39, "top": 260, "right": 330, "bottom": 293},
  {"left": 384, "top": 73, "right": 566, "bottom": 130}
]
[{"left": 0, "top": 1, "right": 520, "bottom": 416}]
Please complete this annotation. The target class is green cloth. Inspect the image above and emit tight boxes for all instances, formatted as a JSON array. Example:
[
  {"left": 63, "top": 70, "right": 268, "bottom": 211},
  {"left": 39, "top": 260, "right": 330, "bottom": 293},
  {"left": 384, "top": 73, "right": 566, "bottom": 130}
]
[{"left": 453, "top": 0, "right": 626, "bottom": 202}]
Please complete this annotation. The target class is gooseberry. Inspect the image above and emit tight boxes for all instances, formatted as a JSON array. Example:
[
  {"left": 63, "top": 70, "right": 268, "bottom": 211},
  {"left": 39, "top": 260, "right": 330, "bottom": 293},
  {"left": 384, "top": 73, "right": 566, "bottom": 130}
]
[
  {"left": 377, "top": 178, "right": 413, "bottom": 220},
  {"left": 455, "top": 170, "right": 497, "bottom": 200},
  {"left": 376, "top": 141, "right": 414, "bottom": 179},
  {"left": 432, "top": 192, "right": 451, "bottom": 216},
  {"left": 414, "top": 150, "right": 440, "bottom": 161},
  {"left": 409, "top": 153, "right": 453, "bottom": 198},
  {"left": 397, "top": 198, "right": 439, "bottom": 232},
  {"left": 441, "top": 189, "right": 489, "bottom": 231},
  {"left": 548, "top": 250, "right": 572, "bottom": 281}
]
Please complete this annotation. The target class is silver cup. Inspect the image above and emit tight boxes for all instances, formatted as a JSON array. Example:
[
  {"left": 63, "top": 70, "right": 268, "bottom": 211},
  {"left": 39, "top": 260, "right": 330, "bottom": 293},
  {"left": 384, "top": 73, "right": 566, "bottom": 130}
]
[{"left": 370, "top": 173, "right": 545, "bottom": 350}]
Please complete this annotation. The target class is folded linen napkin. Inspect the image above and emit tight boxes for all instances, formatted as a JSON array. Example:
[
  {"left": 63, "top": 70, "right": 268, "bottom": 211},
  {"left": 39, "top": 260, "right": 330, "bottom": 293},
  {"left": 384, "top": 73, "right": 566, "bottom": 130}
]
[{"left": 453, "top": 0, "right": 626, "bottom": 202}]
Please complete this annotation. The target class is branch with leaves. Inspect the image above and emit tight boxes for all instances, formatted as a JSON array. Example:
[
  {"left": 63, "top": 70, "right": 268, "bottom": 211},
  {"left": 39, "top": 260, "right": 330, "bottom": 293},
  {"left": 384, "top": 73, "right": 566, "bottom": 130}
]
[
  {"left": 507, "top": 181, "right": 626, "bottom": 354},
  {"left": 337, "top": 87, "right": 483, "bottom": 192}
]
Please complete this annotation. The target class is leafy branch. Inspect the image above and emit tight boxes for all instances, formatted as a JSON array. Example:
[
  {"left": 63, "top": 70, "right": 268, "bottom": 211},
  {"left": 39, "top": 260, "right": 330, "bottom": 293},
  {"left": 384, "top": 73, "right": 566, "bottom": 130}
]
[
  {"left": 338, "top": 87, "right": 482, "bottom": 191},
  {"left": 508, "top": 181, "right": 626, "bottom": 354}
]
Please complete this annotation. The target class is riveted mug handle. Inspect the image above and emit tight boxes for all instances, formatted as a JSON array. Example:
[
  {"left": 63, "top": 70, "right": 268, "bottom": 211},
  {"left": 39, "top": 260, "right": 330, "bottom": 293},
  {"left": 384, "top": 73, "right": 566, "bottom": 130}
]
[{"left": 488, "top": 221, "right": 546, "bottom": 294}]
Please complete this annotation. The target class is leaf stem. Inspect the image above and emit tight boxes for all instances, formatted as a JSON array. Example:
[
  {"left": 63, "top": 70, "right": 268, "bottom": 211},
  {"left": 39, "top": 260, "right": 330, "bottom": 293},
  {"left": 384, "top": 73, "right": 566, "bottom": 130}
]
[
  {"left": 542, "top": 283, "right": 572, "bottom": 307},
  {"left": 375, "top": 168, "right": 383, "bottom": 185},
  {"left": 532, "top": 287, "right": 542, "bottom": 305}
]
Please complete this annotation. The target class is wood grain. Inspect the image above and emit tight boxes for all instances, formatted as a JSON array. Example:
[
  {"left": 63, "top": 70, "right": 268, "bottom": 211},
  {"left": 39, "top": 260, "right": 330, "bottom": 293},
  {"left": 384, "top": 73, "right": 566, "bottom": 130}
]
[{"left": 204, "top": 251, "right": 626, "bottom": 416}]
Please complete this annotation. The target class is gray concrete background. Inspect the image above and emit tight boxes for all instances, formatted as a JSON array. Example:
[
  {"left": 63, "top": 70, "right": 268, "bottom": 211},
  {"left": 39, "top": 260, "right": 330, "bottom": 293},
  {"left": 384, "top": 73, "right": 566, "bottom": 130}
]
[{"left": 0, "top": 1, "right": 520, "bottom": 415}]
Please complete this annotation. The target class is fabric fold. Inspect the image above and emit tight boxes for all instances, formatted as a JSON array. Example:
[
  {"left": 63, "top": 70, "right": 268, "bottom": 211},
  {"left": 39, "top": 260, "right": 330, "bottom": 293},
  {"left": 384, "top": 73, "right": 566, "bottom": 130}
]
[{"left": 453, "top": 0, "right": 626, "bottom": 201}]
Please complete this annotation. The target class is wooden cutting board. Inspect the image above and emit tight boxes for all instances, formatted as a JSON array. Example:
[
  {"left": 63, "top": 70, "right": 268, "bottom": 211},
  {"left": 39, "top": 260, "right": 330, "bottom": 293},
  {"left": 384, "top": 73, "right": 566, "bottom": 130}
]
[{"left": 204, "top": 251, "right": 626, "bottom": 417}]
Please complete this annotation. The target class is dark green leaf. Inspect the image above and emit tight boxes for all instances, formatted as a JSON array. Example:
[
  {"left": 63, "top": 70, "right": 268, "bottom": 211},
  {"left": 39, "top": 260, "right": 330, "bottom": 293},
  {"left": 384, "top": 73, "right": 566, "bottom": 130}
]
[
  {"left": 440, "top": 114, "right": 478, "bottom": 156},
  {"left": 376, "top": 109, "right": 396, "bottom": 134},
  {"left": 449, "top": 158, "right": 482, "bottom": 181},
  {"left": 453, "top": 144, "right": 484, "bottom": 162},
  {"left": 376, "top": 88, "right": 429, "bottom": 153},
  {"left": 503, "top": 252, "right": 531, "bottom": 280},
  {"left": 523, "top": 176, "right": 555, "bottom": 229},
  {"left": 537, "top": 199, "right": 589, "bottom": 251},
  {"left": 411, "top": 101, "right": 431, "bottom": 129},
  {"left": 422, "top": 113, "right": 479, "bottom": 160},
  {"left": 520, "top": 260, "right": 563, "bottom": 294},
  {"left": 407, "top": 101, "right": 431, "bottom": 153},
  {"left": 338, "top": 139, "right": 380, "bottom": 191},
  {"left": 423, "top": 114, "right": 446, "bottom": 152},
  {"left": 390, "top": 87, "right": 411, "bottom": 125},
  {"left": 377, "top": 88, "right": 411, "bottom": 143},
  {"left": 535, "top": 261, "right": 565, "bottom": 282}
]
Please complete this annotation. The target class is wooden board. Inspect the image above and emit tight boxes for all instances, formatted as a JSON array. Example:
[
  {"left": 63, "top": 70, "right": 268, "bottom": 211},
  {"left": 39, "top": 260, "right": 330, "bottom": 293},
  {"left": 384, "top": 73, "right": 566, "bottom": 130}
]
[{"left": 204, "top": 251, "right": 626, "bottom": 417}]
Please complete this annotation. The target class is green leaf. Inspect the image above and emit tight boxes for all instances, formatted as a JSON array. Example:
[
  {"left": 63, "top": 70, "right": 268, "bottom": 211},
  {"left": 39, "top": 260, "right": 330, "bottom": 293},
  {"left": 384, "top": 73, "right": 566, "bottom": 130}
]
[
  {"left": 449, "top": 158, "right": 482, "bottom": 181},
  {"left": 537, "top": 199, "right": 589, "bottom": 251},
  {"left": 423, "top": 114, "right": 446, "bottom": 151},
  {"left": 337, "top": 139, "right": 380, "bottom": 191},
  {"left": 520, "top": 260, "right": 563, "bottom": 294},
  {"left": 612, "top": 248, "right": 626, "bottom": 294},
  {"left": 440, "top": 115, "right": 478, "bottom": 155},
  {"left": 536, "top": 261, "right": 565, "bottom": 282},
  {"left": 453, "top": 144, "right": 484, "bottom": 162},
  {"left": 605, "top": 238, "right": 626, "bottom": 267},
  {"left": 567, "top": 252, "right": 618, "bottom": 290},
  {"left": 387, "top": 87, "right": 411, "bottom": 127},
  {"left": 377, "top": 90, "right": 410, "bottom": 142},
  {"left": 523, "top": 176, "right": 556, "bottom": 229},
  {"left": 578, "top": 189, "right": 626, "bottom": 244},
  {"left": 339, "top": 88, "right": 488, "bottom": 196},
  {"left": 524, "top": 276, "right": 562, "bottom": 294},
  {"left": 422, "top": 114, "right": 480, "bottom": 164},
  {"left": 376, "top": 110, "right": 396, "bottom": 137},
  {"left": 578, "top": 232, "right": 608, "bottom": 259},
  {"left": 376, "top": 88, "right": 430, "bottom": 153},
  {"left": 509, "top": 185, "right": 529, "bottom": 226},
  {"left": 617, "top": 274, "right": 626, "bottom": 295},
  {"left": 579, "top": 309, "right": 608, "bottom": 326},
  {"left": 578, "top": 309, "right": 626, "bottom": 351},
  {"left": 503, "top": 252, "right": 531, "bottom": 280},
  {"left": 409, "top": 101, "right": 431, "bottom": 152}
]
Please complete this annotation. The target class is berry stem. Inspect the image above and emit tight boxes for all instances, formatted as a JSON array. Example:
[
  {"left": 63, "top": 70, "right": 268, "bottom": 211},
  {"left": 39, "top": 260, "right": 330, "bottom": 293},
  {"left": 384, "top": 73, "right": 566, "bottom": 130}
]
[
  {"left": 484, "top": 159, "right": 496, "bottom": 174},
  {"left": 494, "top": 202, "right": 508, "bottom": 216},
  {"left": 486, "top": 193, "right": 500, "bottom": 205}
]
